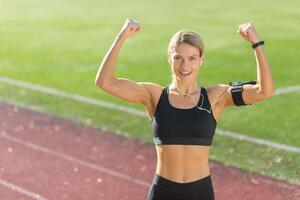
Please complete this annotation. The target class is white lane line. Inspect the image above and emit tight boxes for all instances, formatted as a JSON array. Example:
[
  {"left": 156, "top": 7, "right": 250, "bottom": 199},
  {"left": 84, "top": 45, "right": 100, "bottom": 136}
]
[
  {"left": 0, "top": 76, "right": 299, "bottom": 153},
  {"left": 0, "top": 131, "right": 151, "bottom": 188},
  {"left": 275, "top": 85, "right": 300, "bottom": 95},
  {"left": 0, "top": 76, "right": 145, "bottom": 117},
  {"left": 216, "top": 129, "right": 300, "bottom": 153},
  {"left": 0, "top": 178, "right": 48, "bottom": 200}
]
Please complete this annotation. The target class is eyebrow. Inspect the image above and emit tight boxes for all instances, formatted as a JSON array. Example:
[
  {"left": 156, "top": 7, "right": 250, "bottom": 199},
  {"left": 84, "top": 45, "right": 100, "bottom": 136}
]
[{"left": 174, "top": 54, "right": 199, "bottom": 57}]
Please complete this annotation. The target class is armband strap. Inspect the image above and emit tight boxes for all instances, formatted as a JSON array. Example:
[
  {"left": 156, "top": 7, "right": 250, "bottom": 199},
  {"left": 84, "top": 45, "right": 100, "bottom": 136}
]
[{"left": 229, "top": 80, "right": 257, "bottom": 106}]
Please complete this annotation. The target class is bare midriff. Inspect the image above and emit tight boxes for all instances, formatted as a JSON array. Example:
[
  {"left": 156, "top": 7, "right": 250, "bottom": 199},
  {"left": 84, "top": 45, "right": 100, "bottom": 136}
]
[{"left": 155, "top": 144, "right": 211, "bottom": 183}]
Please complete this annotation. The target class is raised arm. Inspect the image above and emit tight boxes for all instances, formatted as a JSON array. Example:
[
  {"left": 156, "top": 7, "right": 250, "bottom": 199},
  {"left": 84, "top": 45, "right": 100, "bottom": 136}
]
[
  {"left": 95, "top": 18, "right": 154, "bottom": 105},
  {"left": 209, "top": 22, "right": 275, "bottom": 108}
]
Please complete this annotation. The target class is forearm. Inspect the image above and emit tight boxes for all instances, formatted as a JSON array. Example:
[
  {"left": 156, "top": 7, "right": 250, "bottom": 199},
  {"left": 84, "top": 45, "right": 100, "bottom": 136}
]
[
  {"left": 253, "top": 43, "right": 275, "bottom": 96},
  {"left": 95, "top": 33, "right": 126, "bottom": 86}
]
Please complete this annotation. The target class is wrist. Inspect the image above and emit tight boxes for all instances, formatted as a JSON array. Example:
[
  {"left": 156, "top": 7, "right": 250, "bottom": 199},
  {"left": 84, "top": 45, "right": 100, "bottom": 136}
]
[{"left": 252, "top": 40, "right": 265, "bottom": 49}]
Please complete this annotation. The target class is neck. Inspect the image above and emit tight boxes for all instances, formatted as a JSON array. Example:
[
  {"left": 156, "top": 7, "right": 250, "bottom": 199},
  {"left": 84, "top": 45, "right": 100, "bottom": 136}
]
[{"left": 170, "top": 78, "right": 199, "bottom": 96}]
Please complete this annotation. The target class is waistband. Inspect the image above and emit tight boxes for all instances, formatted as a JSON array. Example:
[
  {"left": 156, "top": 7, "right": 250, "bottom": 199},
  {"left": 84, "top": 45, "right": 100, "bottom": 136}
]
[
  {"left": 153, "top": 137, "right": 212, "bottom": 145},
  {"left": 152, "top": 173, "right": 212, "bottom": 189}
]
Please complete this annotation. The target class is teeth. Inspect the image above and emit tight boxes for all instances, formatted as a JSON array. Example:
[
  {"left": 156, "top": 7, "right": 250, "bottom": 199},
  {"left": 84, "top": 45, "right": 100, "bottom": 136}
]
[{"left": 180, "top": 71, "right": 191, "bottom": 75}]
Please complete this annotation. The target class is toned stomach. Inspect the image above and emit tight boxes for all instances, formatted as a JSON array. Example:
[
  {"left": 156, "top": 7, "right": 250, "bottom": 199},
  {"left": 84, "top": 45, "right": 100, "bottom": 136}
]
[{"left": 155, "top": 144, "right": 211, "bottom": 183}]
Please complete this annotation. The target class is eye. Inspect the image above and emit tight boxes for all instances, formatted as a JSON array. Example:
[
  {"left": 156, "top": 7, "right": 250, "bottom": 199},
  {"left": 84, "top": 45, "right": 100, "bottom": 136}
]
[{"left": 174, "top": 56, "right": 180, "bottom": 59}]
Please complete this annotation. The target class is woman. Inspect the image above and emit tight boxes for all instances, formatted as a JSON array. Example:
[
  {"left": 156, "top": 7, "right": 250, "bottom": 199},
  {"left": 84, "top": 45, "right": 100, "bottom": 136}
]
[{"left": 95, "top": 18, "right": 275, "bottom": 200}]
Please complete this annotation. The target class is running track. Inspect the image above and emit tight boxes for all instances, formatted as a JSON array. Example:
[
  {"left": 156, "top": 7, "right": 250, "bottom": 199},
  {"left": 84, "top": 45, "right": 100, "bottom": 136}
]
[{"left": 0, "top": 101, "right": 299, "bottom": 200}]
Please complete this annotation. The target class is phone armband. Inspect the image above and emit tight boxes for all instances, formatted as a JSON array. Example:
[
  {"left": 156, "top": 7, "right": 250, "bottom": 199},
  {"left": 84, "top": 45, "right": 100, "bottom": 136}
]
[{"left": 229, "top": 80, "right": 257, "bottom": 106}]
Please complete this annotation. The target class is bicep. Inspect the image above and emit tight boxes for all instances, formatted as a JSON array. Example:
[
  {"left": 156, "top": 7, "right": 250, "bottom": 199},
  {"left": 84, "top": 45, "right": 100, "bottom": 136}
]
[
  {"left": 97, "top": 77, "right": 152, "bottom": 105},
  {"left": 223, "top": 83, "right": 266, "bottom": 108}
]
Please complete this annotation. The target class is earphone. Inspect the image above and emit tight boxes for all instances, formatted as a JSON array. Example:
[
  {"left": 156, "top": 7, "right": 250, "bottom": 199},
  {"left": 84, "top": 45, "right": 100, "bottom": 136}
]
[{"left": 190, "top": 87, "right": 231, "bottom": 114}]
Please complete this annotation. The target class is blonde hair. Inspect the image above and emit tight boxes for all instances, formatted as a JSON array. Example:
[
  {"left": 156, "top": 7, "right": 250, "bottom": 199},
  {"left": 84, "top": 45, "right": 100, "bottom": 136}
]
[{"left": 168, "top": 29, "right": 204, "bottom": 57}]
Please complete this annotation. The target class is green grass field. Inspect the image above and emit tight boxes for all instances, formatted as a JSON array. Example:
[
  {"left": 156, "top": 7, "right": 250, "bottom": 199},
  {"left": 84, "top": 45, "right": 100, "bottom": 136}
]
[{"left": 1, "top": 0, "right": 299, "bottom": 184}]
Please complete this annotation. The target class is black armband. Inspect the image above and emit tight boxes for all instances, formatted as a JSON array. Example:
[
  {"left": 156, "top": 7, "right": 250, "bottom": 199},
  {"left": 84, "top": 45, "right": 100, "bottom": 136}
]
[
  {"left": 252, "top": 41, "right": 265, "bottom": 49},
  {"left": 229, "top": 80, "right": 257, "bottom": 106}
]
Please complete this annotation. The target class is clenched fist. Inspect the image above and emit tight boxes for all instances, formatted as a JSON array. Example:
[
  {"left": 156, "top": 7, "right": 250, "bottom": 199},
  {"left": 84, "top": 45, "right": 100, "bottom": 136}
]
[
  {"left": 118, "top": 18, "right": 141, "bottom": 39},
  {"left": 237, "top": 22, "right": 260, "bottom": 44}
]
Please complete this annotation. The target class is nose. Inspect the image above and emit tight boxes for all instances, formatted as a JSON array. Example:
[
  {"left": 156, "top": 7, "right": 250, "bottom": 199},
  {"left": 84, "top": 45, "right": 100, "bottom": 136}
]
[{"left": 180, "top": 60, "right": 189, "bottom": 69}]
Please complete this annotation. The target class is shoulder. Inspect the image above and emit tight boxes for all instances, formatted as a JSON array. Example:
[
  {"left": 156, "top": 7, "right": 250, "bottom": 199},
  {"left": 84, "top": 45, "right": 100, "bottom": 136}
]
[
  {"left": 138, "top": 82, "right": 164, "bottom": 95},
  {"left": 205, "top": 83, "right": 231, "bottom": 107},
  {"left": 137, "top": 82, "right": 164, "bottom": 103},
  {"left": 206, "top": 83, "right": 230, "bottom": 94}
]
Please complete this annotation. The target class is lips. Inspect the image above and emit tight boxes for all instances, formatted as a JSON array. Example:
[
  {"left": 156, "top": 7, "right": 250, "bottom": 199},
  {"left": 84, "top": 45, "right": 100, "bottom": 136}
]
[{"left": 179, "top": 71, "right": 192, "bottom": 76}]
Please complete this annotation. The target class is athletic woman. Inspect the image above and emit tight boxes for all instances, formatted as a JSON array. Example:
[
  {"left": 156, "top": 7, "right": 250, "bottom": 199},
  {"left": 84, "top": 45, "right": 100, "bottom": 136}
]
[{"left": 95, "top": 18, "right": 275, "bottom": 200}]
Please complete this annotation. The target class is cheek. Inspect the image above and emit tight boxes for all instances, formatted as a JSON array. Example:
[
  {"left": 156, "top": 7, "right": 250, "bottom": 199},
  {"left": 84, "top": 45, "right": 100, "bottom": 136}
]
[
  {"left": 192, "top": 65, "right": 200, "bottom": 73},
  {"left": 170, "top": 61, "right": 181, "bottom": 70},
  {"left": 172, "top": 59, "right": 180, "bottom": 64}
]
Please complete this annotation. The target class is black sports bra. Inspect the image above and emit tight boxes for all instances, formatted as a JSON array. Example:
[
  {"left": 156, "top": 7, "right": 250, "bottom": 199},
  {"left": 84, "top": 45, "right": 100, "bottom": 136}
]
[{"left": 150, "top": 85, "right": 217, "bottom": 146}]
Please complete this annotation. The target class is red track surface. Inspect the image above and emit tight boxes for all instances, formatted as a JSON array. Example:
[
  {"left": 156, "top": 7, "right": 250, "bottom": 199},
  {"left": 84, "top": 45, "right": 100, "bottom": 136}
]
[{"left": 0, "top": 101, "right": 299, "bottom": 200}]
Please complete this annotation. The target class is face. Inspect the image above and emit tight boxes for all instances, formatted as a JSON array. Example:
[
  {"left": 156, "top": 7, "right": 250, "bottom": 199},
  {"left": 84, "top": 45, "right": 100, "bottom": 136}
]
[{"left": 168, "top": 43, "right": 204, "bottom": 81}]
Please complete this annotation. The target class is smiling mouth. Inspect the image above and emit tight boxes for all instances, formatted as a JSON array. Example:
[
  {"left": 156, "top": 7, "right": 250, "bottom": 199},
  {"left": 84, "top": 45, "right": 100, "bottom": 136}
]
[{"left": 179, "top": 71, "right": 192, "bottom": 76}]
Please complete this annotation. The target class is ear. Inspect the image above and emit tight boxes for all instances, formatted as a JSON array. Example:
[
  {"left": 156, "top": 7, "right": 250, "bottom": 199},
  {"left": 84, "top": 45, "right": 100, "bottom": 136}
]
[
  {"left": 168, "top": 52, "right": 171, "bottom": 64},
  {"left": 200, "top": 52, "right": 205, "bottom": 65},
  {"left": 201, "top": 52, "right": 205, "bottom": 60}
]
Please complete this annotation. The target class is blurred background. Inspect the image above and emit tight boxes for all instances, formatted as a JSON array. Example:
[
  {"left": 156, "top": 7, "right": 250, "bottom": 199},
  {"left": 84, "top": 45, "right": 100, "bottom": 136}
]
[{"left": 1, "top": 0, "right": 299, "bottom": 185}]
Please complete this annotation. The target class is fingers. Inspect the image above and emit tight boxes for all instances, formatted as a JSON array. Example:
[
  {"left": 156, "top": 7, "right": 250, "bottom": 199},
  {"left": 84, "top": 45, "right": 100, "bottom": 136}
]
[
  {"left": 127, "top": 18, "right": 141, "bottom": 30},
  {"left": 236, "top": 22, "right": 259, "bottom": 43},
  {"left": 241, "top": 24, "right": 251, "bottom": 32},
  {"left": 119, "top": 18, "right": 141, "bottom": 38},
  {"left": 236, "top": 22, "right": 254, "bottom": 39},
  {"left": 237, "top": 22, "right": 253, "bottom": 33}
]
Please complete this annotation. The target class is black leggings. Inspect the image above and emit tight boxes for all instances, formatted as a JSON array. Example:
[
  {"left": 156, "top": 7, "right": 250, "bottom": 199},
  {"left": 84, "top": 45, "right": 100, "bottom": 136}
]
[{"left": 147, "top": 173, "right": 214, "bottom": 200}]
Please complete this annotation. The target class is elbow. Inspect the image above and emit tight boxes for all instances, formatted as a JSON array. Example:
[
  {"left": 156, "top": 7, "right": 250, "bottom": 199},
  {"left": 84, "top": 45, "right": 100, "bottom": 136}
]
[
  {"left": 266, "top": 83, "right": 276, "bottom": 98},
  {"left": 95, "top": 78, "right": 105, "bottom": 88},
  {"left": 261, "top": 88, "right": 275, "bottom": 99},
  {"left": 265, "top": 91, "right": 275, "bottom": 98},
  {"left": 95, "top": 76, "right": 114, "bottom": 88},
  {"left": 95, "top": 73, "right": 109, "bottom": 88},
  {"left": 258, "top": 81, "right": 275, "bottom": 99},
  {"left": 269, "top": 87, "right": 275, "bottom": 97}
]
